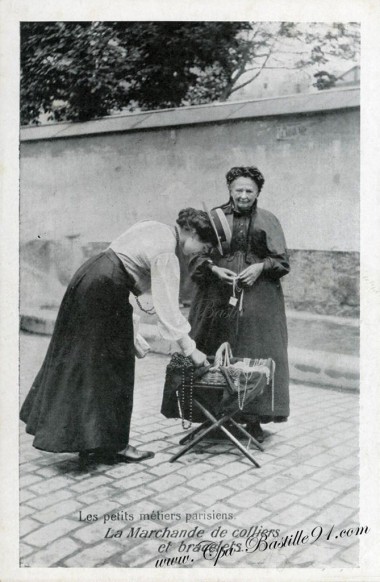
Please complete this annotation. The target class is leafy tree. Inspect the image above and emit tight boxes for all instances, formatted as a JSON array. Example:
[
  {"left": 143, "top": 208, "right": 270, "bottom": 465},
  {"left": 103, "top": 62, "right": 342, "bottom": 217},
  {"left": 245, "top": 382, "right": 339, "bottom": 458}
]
[
  {"left": 313, "top": 71, "right": 338, "bottom": 90},
  {"left": 185, "top": 22, "right": 360, "bottom": 103},
  {"left": 21, "top": 22, "right": 248, "bottom": 123},
  {"left": 20, "top": 21, "right": 360, "bottom": 125}
]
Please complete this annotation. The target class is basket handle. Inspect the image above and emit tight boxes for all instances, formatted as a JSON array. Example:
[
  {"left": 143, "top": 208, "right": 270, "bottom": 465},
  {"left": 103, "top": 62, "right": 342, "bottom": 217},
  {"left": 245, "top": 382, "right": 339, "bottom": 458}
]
[
  {"left": 223, "top": 342, "right": 232, "bottom": 366},
  {"left": 212, "top": 342, "right": 233, "bottom": 369}
]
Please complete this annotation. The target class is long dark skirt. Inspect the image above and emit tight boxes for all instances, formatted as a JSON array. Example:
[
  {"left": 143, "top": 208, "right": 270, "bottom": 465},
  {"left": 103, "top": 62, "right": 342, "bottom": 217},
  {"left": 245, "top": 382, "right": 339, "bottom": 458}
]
[
  {"left": 189, "top": 263, "right": 289, "bottom": 422},
  {"left": 20, "top": 249, "right": 136, "bottom": 453}
]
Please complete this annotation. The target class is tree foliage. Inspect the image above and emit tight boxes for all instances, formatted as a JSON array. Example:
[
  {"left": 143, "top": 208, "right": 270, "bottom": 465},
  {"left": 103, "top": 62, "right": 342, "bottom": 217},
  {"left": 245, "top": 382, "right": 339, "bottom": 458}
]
[
  {"left": 20, "top": 21, "right": 360, "bottom": 125},
  {"left": 313, "top": 71, "right": 338, "bottom": 91}
]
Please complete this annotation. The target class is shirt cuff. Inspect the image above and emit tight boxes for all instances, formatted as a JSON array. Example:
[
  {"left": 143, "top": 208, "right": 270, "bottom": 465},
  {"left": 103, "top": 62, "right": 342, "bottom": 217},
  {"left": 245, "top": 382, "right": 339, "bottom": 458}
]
[
  {"left": 177, "top": 335, "right": 196, "bottom": 357},
  {"left": 262, "top": 258, "right": 273, "bottom": 273}
]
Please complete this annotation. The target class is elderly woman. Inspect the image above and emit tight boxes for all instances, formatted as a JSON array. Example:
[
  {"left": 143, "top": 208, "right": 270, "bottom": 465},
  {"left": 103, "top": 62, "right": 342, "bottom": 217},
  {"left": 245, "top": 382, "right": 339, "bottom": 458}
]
[
  {"left": 20, "top": 208, "right": 216, "bottom": 463},
  {"left": 188, "top": 167, "right": 290, "bottom": 442}
]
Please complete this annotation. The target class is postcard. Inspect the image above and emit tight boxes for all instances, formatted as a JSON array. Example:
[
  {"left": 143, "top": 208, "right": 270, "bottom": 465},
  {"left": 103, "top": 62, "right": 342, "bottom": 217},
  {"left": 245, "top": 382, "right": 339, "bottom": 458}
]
[{"left": 1, "top": 1, "right": 379, "bottom": 581}]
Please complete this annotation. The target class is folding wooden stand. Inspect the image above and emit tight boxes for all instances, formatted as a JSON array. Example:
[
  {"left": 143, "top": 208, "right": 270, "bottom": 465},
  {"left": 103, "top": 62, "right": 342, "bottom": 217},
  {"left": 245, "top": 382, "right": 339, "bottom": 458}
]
[{"left": 169, "top": 382, "right": 264, "bottom": 468}]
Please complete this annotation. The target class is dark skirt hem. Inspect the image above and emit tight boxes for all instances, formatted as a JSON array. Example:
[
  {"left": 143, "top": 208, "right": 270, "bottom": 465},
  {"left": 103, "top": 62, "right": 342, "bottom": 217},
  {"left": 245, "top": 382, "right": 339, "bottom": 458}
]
[{"left": 20, "top": 250, "right": 136, "bottom": 454}]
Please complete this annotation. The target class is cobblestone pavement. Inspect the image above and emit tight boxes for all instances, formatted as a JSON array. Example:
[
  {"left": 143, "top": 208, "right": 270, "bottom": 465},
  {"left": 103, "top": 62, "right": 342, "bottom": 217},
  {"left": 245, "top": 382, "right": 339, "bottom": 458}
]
[{"left": 19, "top": 334, "right": 361, "bottom": 569}]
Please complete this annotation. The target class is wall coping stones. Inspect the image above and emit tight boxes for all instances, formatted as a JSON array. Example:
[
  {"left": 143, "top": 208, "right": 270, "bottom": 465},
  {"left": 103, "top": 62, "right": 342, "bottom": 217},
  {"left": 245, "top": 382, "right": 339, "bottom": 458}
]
[{"left": 20, "top": 87, "right": 360, "bottom": 142}]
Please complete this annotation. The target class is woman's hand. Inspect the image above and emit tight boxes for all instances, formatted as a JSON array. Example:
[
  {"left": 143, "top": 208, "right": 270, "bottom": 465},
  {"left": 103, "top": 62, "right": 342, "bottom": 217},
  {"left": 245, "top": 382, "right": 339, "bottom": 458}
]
[
  {"left": 211, "top": 266, "right": 236, "bottom": 285},
  {"left": 238, "top": 263, "right": 264, "bottom": 286},
  {"left": 190, "top": 348, "right": 209, "bottom": 368}
]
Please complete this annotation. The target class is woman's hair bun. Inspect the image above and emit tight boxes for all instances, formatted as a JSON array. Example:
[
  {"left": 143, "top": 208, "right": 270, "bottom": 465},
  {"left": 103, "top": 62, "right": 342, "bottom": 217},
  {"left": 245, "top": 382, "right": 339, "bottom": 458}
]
[{"left": 176, "top": 208, "right": 217, "bottom": 246}]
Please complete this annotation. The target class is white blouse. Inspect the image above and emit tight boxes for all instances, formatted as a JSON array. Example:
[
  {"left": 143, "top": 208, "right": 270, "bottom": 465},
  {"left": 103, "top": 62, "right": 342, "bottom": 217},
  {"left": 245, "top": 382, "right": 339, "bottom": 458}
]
[{"left": 109, "top": 221, "right": 196, "bottom": 357}]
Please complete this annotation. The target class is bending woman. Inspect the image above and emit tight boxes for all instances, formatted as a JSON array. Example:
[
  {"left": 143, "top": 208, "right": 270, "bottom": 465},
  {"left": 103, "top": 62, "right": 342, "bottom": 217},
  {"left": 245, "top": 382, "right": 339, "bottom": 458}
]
[
  {"left": 189, "top": 167, "right": 290, "bottom": 443},
  {"left": 20, "top": 208, "right": 216, "bottom": 463}
]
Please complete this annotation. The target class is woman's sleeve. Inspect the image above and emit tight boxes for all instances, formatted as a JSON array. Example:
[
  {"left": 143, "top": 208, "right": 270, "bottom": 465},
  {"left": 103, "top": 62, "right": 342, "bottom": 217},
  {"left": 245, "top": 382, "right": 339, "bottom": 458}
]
[
  {"left": 262, "top": 214, "right": 290, "bottom": 280},
  {"left": 150, "top": 252, "right": 196, "bottom": 356},
  {"left": 188, "top": 253, "right": 215, "bottom": 286}
]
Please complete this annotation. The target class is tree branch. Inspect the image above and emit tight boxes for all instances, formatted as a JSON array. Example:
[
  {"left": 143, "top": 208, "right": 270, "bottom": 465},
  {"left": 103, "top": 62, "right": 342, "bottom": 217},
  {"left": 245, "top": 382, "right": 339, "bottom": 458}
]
[{"left": 227, "top": 42, "right": 275, "bottom": 97}]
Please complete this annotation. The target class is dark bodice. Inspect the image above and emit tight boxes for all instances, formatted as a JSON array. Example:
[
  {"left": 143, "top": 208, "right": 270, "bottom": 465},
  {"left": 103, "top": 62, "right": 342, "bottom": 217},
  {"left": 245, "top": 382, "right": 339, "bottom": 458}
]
[
  {"left": 189, "top": 203, "right": 290, "bottom": 285},
  {"left": 230, "top": 213, "right": 251, "bottom": 253}
]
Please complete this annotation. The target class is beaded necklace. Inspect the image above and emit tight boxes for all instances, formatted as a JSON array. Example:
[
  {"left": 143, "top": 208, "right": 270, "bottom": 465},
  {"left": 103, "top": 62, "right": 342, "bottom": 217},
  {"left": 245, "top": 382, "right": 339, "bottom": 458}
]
[
  {"left": 135, "top": 296, "right": 155, "bottom": 315},
  {"left": 167, "top": 353, "right": 194, "bottom": 430},
  {"left": 180, "top": 365, "right": 194, "bottom": 429}
]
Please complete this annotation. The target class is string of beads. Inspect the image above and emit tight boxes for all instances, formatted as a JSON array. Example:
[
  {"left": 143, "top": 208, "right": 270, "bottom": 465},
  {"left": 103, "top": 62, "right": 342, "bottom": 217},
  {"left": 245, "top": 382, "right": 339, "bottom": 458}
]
[
  {"left": 167, "top": 353, "right": 195, "bottom": 429},
  {"left": 180, "top": 366, "right": 193, "bottom": 429}
]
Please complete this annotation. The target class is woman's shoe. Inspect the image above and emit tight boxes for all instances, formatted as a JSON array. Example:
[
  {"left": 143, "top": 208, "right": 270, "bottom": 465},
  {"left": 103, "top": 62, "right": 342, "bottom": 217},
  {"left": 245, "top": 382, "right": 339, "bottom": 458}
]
[
  {"left": 91, "top": 450, "right": 118, "bottom": 464},
  {"left": 78, "top": 450, "right": 116, "bottom": 466},
  {"left": 78, "top": 451, "right": 95, "bottom": 466},
  {"left": 246, "top": 422, "right": 265, "bottom": 443},
  {"left": 117, "top": 445, "right": 155, "bottom": 463}
]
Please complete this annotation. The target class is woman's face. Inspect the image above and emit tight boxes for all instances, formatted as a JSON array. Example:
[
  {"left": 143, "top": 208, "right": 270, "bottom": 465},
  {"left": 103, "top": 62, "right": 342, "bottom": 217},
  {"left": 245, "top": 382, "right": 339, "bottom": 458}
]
[
  {"left": 229, "top": 176, "right": 259, "bottom": 213},
  {"left": 182, "top": 231, "right": 213, "bottom": 256}
]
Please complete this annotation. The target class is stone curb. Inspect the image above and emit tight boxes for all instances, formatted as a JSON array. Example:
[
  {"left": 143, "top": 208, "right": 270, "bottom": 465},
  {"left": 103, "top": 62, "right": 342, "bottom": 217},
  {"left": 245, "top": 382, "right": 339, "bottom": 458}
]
[
  {"left": 21, "top": 311, "right": 57, "bottom": 336},
  {"left": 20, "top": 310, "right": 359, "bottom": 392},
  {"left": 139, "top": 324, "right": 359, "bottom": 393},
  {"left": 288, "top": 346, "right": 359, "bottom": 392}
]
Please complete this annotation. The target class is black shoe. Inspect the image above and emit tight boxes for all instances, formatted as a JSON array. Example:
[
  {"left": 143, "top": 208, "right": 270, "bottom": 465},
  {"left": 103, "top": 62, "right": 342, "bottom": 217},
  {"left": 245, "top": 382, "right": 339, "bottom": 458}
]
[
  {"left": 246, "top": 422, "right": 265, "bottom": 443},
  {"left": 78, "top": 450, "right": 114, "bottom": 468},
  {"left": 78, "top": 451, "right": 95, "bottom": 467},
  {"left": 117, "top": 445, "right": 155, "bottom": 463},
  {"left": 91, "top": 450, "right": 119, "bottom": 465}
]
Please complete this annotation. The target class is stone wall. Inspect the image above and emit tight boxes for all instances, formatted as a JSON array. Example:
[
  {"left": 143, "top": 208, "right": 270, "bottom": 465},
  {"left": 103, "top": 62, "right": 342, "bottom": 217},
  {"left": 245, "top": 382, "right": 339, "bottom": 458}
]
[
  {"left": 20, "top": 239, "right": 359, "bottom": 318},
  {"left": 20, "top": 107, "right": 359, "bottom": 254},
  {"left": 284, "top": 250, "right": 359, "bottom": 317},
  {"left": 20, "top": 91, "right": 359, "bottom": 318}
]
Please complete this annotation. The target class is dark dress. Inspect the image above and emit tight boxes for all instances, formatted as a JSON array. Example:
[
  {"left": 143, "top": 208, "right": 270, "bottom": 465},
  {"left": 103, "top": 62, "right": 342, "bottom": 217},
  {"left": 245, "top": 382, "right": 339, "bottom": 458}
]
[
  {"left": 20, "top": 249, "right": 136, "bottom": 453},
  {"left": 188, "top": 200, "right": 290, "bottom": 422}
]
